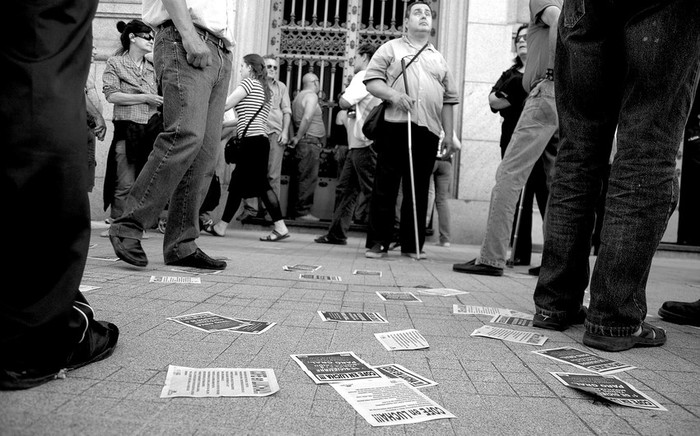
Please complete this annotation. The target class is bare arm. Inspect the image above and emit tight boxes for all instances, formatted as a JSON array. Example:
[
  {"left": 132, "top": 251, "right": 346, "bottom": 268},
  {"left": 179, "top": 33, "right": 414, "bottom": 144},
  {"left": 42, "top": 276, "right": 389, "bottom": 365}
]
[
  {"left": 365, "top": 79, "right": 414, "bottom": 112},
  {"left": 440, "top": 104, "right": 457, "bottom": 155},
  {"left": 224, "top": 85, "right": 247, "bottom": 111},
  {"left": 280, "top": 113, "right": 291, "bottom": 144},
  {"left": 540, "top": 6, "right": 561, "bottom": 70},
  {"left": 162, "top": 0, "right": 212, "bottom": 68},
  {"left": 291, "top": 93, "right": 319, "bottom": 145},
  {"left": 106, "top": 92, "right": 162, "bottom": 107},
  {"left": 85, "top": 95, "right": 106, "bottom": 141},
  {"left": 488, "top": 91, "right": 511, "bottom": 111}
]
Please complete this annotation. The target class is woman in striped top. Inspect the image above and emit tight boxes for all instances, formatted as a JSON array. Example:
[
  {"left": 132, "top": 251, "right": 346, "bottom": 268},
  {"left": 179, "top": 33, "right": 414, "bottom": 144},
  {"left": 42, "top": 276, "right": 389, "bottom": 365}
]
[{"left": 208, "top": 54, "right": 290, "bottom": 241}]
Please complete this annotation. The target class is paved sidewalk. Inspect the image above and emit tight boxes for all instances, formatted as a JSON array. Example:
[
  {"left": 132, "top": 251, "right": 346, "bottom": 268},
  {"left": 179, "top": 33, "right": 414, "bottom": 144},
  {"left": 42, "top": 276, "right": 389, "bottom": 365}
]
[{"left": 1, "top": 226, "right": 699, "bottom": 435}]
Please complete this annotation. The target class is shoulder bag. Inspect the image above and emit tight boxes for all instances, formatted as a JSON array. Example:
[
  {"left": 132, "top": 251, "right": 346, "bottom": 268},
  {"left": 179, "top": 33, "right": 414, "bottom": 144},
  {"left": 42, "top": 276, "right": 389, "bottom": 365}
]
[{"left": 224, "top": 104, "right": 265, "bottom": 165}]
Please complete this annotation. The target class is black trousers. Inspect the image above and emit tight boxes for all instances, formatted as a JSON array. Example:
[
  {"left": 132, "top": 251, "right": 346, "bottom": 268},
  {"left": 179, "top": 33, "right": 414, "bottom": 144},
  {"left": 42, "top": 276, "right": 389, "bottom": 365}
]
[
  {"left": 366, "top": 122, "right": 439, "bottom": 253},
  {"left": 0, "top": 0, "right": 98, "bottom": 368}
]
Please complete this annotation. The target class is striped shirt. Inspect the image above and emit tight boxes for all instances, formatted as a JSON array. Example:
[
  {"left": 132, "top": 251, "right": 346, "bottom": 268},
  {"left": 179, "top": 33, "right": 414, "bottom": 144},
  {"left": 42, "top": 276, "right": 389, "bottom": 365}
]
[
  {"left": 235, "top": 78, "right": 271, "bottom": 138},
  {"left": 102, "top": 52, "right": 158, "bottom": 125}
]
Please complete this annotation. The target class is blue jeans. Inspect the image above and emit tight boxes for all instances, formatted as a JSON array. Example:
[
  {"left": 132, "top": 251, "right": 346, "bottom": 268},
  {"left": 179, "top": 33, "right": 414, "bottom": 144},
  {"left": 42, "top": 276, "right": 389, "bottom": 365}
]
[
  {"left": 478, "top": 79, "right": 559, "bottom": 268},
  {"left": 111, "top": 140, "right": 137, "bottom": 219},
  {"left": 534, "top": 0, "right": 700, "bottom": 336},
  {"left": 326, "top": 146, "right": 377, "bottom": 241},
  {"left": 110, "top": 25, "right": 231, "bottom": 263},
  {"left": 293, "top": 136, "right": 322, "bottom": 216},
  {"left": 428, "top": 159, "right": 452, "bottom": 244}
]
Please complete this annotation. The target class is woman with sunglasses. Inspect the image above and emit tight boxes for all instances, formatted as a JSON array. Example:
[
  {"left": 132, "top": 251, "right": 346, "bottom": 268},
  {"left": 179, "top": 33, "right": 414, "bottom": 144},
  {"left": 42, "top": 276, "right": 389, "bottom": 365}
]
[{"left": 102, "top": 20, "right": 162, "bottom": 229}]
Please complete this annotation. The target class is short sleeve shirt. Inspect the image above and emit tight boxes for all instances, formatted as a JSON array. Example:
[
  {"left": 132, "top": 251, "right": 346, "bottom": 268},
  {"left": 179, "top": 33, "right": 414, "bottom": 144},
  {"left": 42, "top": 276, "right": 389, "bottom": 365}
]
[
  {"left": 523, "top": 0, "right": 562, "bottom": 92},
  {"left": 342, "top": 70, "right": 380, "bottom": 147},
  {"left": 234, "top": 78, "right": 271, "bottom": 138}
]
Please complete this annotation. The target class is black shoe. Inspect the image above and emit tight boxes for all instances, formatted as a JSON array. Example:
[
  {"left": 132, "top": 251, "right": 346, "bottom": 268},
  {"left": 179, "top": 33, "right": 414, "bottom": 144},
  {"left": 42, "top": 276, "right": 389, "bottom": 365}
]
[
  {"left": 0, "top": 321, "right": 119, "bottom": 390},
  {"left": 506, "top": 258, "right": 530, "bottom": 267},
  {"left": 401, "top": 251, "right": 427, "bottom": 259},
  {"left": 528, "top": 266, "right": 541, "bottom": 276},
  {"left": 452, "top": 259, "right": 503, "bottom": 276},
  {"left": 533, "top": 307, "right": 587, "bottom": 331},
  {"left": 658, "top": 299, "right": 700, "bottom": 327},
  {"left": 365, "top": 243, "right": 388, "bottom": 259},
  {"left": 583, "top": 322, "right": 666, "bottom": 352},
  {"left": 167, "top": 248, "right": 227, "bottom": 270},
  {"left": 314, "top": 234, "right": 347, "bottom": 245},
  {"left": 109, "top": 235, "right": 148, "bottom": 267}
]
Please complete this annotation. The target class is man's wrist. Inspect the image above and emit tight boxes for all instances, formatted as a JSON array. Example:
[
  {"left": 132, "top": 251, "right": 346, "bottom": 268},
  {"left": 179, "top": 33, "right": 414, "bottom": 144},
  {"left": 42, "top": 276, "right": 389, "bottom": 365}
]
[{"left": 545, "top": 68, "right": 554, "bottom": 81}]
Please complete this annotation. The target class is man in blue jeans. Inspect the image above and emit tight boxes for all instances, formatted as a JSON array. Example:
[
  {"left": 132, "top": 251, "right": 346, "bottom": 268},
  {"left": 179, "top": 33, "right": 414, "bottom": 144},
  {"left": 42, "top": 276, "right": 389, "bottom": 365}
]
[
  {"left": 453, "top": 0, "right": 562, "bottom": 276},
  {"left": 109, "top": 0, "right": 233, "bottom": 270},
  {"left": 533, "top": 0, "right": 700, "bottom": 352}
]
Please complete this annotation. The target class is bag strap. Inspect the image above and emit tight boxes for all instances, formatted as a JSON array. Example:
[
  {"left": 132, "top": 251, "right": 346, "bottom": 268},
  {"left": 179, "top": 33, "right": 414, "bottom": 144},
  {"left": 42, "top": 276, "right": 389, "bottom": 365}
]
[
  {"left": 390, "top": 42, "right": 430, "bottom": 88},
  {"left": 240, "top": 103, "right": 265, "bottom": 138}
]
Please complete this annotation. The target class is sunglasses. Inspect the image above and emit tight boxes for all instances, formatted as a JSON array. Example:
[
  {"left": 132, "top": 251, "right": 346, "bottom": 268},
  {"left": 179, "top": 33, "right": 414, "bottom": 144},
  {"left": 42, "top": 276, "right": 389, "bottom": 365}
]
[
  {"left": 266, "top": 65, "right": 279, "bottom": 70},
  {"left": 135, "top": 33, "right": 154, "bottom": 42},
  {"left": 515, "top": 35, "right": 526, "bottom": 43}
]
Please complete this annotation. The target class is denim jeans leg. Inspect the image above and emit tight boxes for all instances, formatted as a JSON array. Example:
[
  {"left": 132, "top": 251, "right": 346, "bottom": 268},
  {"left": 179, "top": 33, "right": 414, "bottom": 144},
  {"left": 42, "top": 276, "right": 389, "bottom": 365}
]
[
  {"left": 294, "top": 138, "right": 320, "bottom": 216},
  {"left": 433, "top": 159, "right": 452, "bottom": 244},
  {"left": 479, "top": 81, "right": 558, "bottom": 268},
  {"left": 327, "top": 149, "right": 359, "bottom": 241},
  {"left": 111, "top": 140, "right": 137, "bottom": 219}
]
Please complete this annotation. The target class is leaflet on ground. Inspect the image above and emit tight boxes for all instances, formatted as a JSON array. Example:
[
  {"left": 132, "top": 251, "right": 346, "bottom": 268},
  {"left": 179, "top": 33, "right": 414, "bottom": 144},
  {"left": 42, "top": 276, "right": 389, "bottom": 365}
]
[
  {"left": 160, "top": 365, "right": 279, "bottom": 398},
  {"left": 283, "top": 264, "right": 321, "bottom": 272},
  {"left": 471, "top": 325, "right": 547, "bottom": 346},
  {"left": 376, "top": 291, "right": 422, "bottom": 302},
  {"left": 490, "top": 314, "right": 534, "bottom": 327},
  {"left": 353, "top": 269, "right": 382, "bottom": 276},
  {"left": 454, "top": 304, "right": 531, "bottom": 318},
  {"left": 375, "top": 329, "right": 429, "bottom": 351},
  {"left": 170, "top": 267, "right": 222, "bottom": 275},
  {"left": 318, "top": 311, "right": 388, "bottom": 323},
  {"left": 417, "top": 288, "right": 469, "bottom": 297},
  {"left": 290, "top": 351, "right": 382, "bottom": 384},
  {"left": 300, "top": 273, "right": 342, "bottom": 281},
  {"left": 551, "top": 372, "right": 666, "bottom": 411},
  {"left": 372, "top": 364, "right": 437, "bottom": 389},
  {"left": 168, "top": 312, "right": 249, "bottom": 332},
  {"left": 533, "top": 347, "right": 636, "bottom": 375},
  {"left": 150, "top": 276, "right": 202, "bottom": 284},
  {"left": 331, "top": 378, "right": 455, "bottom": 427}
]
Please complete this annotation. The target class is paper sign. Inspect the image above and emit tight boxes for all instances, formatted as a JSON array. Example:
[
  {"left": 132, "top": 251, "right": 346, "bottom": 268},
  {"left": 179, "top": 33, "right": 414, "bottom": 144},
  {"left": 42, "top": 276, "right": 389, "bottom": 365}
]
[
  {"left": 318, "top": 311, "right": 388, "bottom": 323},
  {"left": 533, "top": 347, "right": 636, "bottom": 375},
  {"left": 373, "top": 364, "right": 437, "bottom": 389},
  {"left": 150, "top": 276, "right": 202, "bottom": 284},
  {"left": 551, "top": 372, "right": 667, "bottom": 411},
  {"left": 290, "top": 351, "right": 382, "bottom": 384},
  {"left": 225, "top": 319, "right": 276, "bottom": 335},
  {"left": 376, "top": 291, "right": 422, "bottom": 302},
  {"left": 168, "top": 312, "right": 248, "bottom": 332},
  {"left": 375, "top": 329, "right": 429, "bottom": 351},
  {"left": 454, "top": 305, "right": 519, "bottom": 316},
  {"left": 300, "top": 274, "right": 342, "bottom": 282},
  {"left": 170, "top": 267, "right": 222, "bottom": 275},
  {"left": 160, "top": 365, "right": 279, "bottom": 398},
  {"left": 471, "top": 325, "right": 548, "bottom": 346},
  {"left": 79, "top": 285, "right": 100, "bottom": 293},
  {"left": 283, "top": 264, "right": 322, "bottom": 272},
  {"left": 490, "top": 314, "right": 533, "bottom": 327},
  {"left": 87, "top": 256, "right": 120, "bottom": 262},
  {"left": 417, "top": 288, "right": 468, "bottom": 296},
  {"left": 330, "top": 378, "right": 455, "bottom": 426},
  {"left": 353, "top": 270, "right": 382, "bottom": 277}
]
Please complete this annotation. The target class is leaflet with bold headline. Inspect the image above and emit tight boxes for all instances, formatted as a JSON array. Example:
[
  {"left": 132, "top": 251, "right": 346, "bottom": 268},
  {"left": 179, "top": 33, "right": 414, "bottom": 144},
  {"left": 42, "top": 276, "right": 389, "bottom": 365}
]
[
  {"left": 291, "top": 351, "right": 382, "bottom": 384},
  {"left": 160, "top": 365, "right": 279, "bottom": 398}
]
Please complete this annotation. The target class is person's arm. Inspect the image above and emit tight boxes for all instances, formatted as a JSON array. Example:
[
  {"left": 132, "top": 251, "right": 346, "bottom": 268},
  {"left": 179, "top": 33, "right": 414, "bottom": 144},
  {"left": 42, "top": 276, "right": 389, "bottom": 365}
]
[
  {"left": 279, "top": 85, "right": 292, "bottom": 144},
  {"left": 440, "top": 104, "right": 457, "bottom": 156},
  {"left": 280, "top": 113, "right": 291, "bottom": 144},
  {"left": 85, "top": 94, "right": 107, "bottom": 141},
  {"left": 489, "top": 91, "right": 511, "bottom": 110},
  {"left": 540, "top": 5, "right": 561, "bottom": 71},
  {"left": 162, "top": 0, "right": 212, "bottom": 68},
  {"left": 224, "top": 85, "right": 247, "bottom": 111},
  {"left": 106, "top": 92, "right": 163, "bottom": 107},
  {"left": 365, "top": 79, "right": 414, "bottom": 112},
  {"left": 290, "top": 93, "right": 319, "bottom": 146}
]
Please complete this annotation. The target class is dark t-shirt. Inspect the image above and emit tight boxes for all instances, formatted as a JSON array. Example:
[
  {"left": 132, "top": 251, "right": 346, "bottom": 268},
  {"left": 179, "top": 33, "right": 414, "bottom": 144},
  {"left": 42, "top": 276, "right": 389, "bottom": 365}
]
[{"left": 492, "top": 65, "right": 528, "bottom": 153}]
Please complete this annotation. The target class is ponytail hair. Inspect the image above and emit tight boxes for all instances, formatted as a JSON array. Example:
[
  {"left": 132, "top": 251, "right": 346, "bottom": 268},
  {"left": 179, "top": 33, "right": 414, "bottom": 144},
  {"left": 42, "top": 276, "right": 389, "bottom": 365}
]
[{"left": 243, "top": 53, "right": 271, "bottom": 103}]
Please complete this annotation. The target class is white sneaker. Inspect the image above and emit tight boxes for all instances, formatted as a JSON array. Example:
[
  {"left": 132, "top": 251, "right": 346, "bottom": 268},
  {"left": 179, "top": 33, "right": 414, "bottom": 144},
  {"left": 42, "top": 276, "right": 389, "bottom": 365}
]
[{"left": 297, "top": 214, "right": 320, "bottom": 221}]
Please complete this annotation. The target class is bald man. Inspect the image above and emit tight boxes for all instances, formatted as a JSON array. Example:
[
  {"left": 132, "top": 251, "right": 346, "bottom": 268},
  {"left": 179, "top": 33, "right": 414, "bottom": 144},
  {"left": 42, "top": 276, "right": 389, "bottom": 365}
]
[{"left": 290, "top": 73, "right": 325, "bottom": 221}]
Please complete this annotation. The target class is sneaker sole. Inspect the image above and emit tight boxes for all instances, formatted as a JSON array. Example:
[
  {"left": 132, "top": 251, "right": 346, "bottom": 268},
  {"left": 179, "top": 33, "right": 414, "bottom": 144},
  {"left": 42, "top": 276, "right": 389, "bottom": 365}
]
[{"left": 583, "top": 329, "right": 666, "bottom": 352}]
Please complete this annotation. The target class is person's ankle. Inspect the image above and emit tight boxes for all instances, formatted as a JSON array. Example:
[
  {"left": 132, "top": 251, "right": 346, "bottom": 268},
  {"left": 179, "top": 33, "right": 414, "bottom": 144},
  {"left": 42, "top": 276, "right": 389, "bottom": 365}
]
[{"left": 274, "top": 220, "right": 288, "bottom": 234}]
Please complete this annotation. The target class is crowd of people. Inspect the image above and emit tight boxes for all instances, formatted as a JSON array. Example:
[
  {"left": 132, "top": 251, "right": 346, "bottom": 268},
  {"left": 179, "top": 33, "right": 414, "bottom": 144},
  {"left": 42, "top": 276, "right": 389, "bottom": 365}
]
[{"left": 2, "top": 0, "right": 698, "bottom": 390}]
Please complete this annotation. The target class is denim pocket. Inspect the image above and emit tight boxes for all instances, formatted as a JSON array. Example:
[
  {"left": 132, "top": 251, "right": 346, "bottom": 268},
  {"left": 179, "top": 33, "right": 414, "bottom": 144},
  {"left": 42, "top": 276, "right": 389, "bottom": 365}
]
[{"left": 562, "top": 0, "right": 585, "bottom": 28}]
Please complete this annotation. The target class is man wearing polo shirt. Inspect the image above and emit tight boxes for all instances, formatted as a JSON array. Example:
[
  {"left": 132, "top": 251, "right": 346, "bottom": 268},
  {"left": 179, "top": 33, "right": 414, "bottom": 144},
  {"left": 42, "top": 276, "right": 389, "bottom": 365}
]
[{"left": 363, "top": 0, "right": 459, "bottom": 259}]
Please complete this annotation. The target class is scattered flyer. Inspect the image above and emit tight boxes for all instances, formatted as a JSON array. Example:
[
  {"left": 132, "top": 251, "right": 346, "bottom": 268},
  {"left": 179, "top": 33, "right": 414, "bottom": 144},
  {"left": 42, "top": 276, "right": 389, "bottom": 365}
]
[
  {"left": 376, "top": 291, "right": 422, "bottom": 302},
  {"left": 330, "top": 378, "right": 455, "bottom": 427},
  {"left": 375, "top": 329, "right": 429, "bottom": 351},
  {"left": 168, "top": 312, "right": 249, "bottom": 333},
  {"left": 318, "top": 311, "right": 388, "bottom": 323},
  {"left": 290, "top": 351, "right": 382, "bottom": 384},
  {"left": 353, "top": 269, "right": 382, "bottom": 277},
  {"left": 490, "top": 314, "right": 533, "bottom": 327},
  {"left": 225, "top": 318, "right": 276, "bottom": 335},
  {"left": 160, "top": 365, "right": 279, "bottom": 398},
  {"left": 533, "top": 347, "right": 636, "bottom": 375},
  {"left": 373, "top": 364, "right": 437, "bottom": 389},
  {"left": 283, "top": 264, "right": 322, "bottom": 272},
  {"left": 453, "top": 304, "right": 519, "bottom": 316},
  {"left": 87, "top": 255, "right": 120, "bottom": 262},
  {"left": 300, "top": 273, "right": 342, "bottom": 282},
  {"left": 417, "top": 288, "right": 469, "bottom": 297},
  {"left": 170, "top": 267, "right": 222, "bottom": 275},
  {"left": 150, "top": 276, "right": 202, "bottom": 284},
  {"left": 551, "top": 372, "right": 667, "bottom": 411},
  {"left": 79, "top": 285, "right": 100, "bottom": 293},
  {"left": 471, "top": 325, "right": 547, "bottom": 346}
]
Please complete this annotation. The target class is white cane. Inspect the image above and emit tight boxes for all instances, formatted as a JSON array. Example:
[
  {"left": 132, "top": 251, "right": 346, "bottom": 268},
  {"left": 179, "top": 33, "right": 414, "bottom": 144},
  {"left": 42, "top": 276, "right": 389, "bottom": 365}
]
[
  {"left": 508, "top": 185, "right": 526, "bottom": 267},
  {"left": 401, "top": 58, "right": 421, "bottom": 260}
]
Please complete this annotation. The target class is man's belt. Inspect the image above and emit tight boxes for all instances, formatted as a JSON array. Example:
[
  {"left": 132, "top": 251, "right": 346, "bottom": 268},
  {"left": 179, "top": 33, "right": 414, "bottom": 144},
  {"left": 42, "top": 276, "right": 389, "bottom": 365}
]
[{"left": 158, "top": 20, "right": 227, "bottom": 52}]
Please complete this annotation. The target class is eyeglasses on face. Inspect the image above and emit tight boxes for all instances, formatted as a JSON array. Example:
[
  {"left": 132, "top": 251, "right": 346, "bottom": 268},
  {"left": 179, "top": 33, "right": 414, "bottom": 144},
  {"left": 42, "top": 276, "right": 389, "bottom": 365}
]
[
  {"left": 266, "top": 65, "right": 279, "bottom": 70},
  {"left": 135, "top": 33, "right": 154, "bottom": 42},
  {"left": 515, "top": 35, "right": 526, "bottom": 43}
]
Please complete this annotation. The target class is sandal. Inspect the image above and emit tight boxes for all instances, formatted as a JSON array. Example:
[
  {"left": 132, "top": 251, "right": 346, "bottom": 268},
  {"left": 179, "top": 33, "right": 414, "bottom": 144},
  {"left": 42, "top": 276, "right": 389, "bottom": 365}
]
[
  {"left": 204, "top": 223, "right": 225, "bottom": 237},
  {"left": 260, "top": 230, "right": 290, "bottom": 242},
  {"left": 583, "top": 322, "right": 667, "bottom": 352}
]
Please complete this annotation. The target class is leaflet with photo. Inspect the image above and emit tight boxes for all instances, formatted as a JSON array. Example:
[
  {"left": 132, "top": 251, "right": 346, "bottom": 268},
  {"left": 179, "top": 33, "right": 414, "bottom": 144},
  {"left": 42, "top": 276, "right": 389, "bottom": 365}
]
[
  {"left": 79, "top": 285, "right": 100, "bottom": 293},
  {"left": 283, "top": 264, "right": 322, "bottom": 272},
  {"left": 471, "top": 324, "right": 548, "bottom": 346},
  {"left": 373, "top": 364, "right": 437, "bottom": 389},
  {"left": 533, "top": 347, "right": 636, "bottom": 375},
  {"left": 551, "top": 372, "right": 667, "bottom": 411},
  {"left": 376, "top": 291, "right": 422, "bottom": 302},
  {"left": 454, "top": 304, "right": 519, "bottom": 316},
  {"left": 330, "top": 378, "right": 455, "bottom": 427},
  {"left": 417, "top": 288, "right": 469, "bottom": 297},
  {"left": 353, "top": 269, "right": 382, "bottom": 277},
  {"left": 225, "top": 318, "right": 276, "bottom": 335},
  {"left": 374, "top": 329, "right": 429, "bottom": 351},
  {"left": 170, "top": 267, "right": 222, "bottom": 275},
  {"left": 318, "top": 311, "right": 388, "bottom": 323},
  {"left": 168, "top": 312, "right": 249, "bottom": 332},
  {"left": 160, "top": 365, "right": 279, "bottom": 398},
  {"left": 490, "top": 314, "right": 533, "bottom": 327},
  {"left": 300, "top": 273, "right": 342, "bottom": 282},
  {"left": 150, "top": 276, "right": 202, "bottom": 284},
  {"left": 290, "top": 351, "right": 382, "bottom": 384}
]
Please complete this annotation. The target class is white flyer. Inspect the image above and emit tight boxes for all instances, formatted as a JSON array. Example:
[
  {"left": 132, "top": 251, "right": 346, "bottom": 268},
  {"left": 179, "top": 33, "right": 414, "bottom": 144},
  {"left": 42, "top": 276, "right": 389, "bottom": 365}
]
[
  {"left": 283, "top": 264, "right": 322, "bottom": 272},
  {"left": 168, "top": 312, "right": 249, "bottom": 333},
  {"left": 353, "top": 269, "right": 382, "bottom": 277},
  {"left": 79, "top": 285, "right": 100, "bottom": 293},
  {"left": 318, "top": 311, "right": 388, "bottom": 323},
  {"left": 290, "top": 351, "right": 382, "bottom": 384},
  {"left": 417, "top": 288, "right": 469, "bottom": 296},
  {"left": 87, "top": 255, "right": 120, "bottom": 262},
  {"left": 330, "top": 378, "right": 455, "bottom": 427},
  {"left": 471, "top": 324, "right": 548, "bottom": 346},
  {"left": 373, "top": 364, "right": 438, "bottom": 389},
  {"left": 453, "top": 304, "right": 519, "bottom": 316},
  {"left": 300, "top": 273, "right": 342, "bottom": 282},
  {"left": 374, "top": 329, "right": 429, "bottom": 351},
  {"left": 376, "top": 291, "right": 422, "bottom": 302},
  {"left": 533, "top": 347, "right": 636, "bottom": 375},
  {"left": 490, "top": 314, "right": 534, "bottom": 327},
  {"left": 170, "top": 267, "right": 222, "bottom": 275},
  {"left": 160, "top": 365, "right": 279, "bottom": 398},
  {"left": 150, "top": 276, "right": 202, "bottom": 284}
]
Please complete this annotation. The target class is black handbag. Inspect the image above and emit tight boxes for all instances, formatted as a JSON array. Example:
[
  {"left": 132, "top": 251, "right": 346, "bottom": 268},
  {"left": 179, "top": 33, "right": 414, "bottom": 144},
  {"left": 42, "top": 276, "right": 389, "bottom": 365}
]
[
  {"left": 224, "top": 104, "right": 264, "bottom": 164},
  {"left": 362, "top": 42, "right": 429, "bottom": 141}
]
